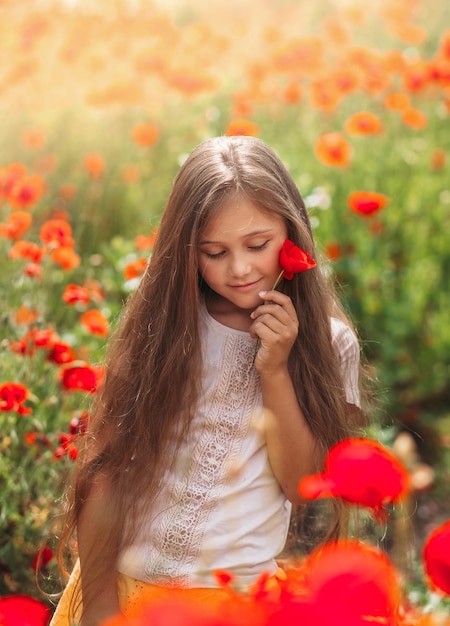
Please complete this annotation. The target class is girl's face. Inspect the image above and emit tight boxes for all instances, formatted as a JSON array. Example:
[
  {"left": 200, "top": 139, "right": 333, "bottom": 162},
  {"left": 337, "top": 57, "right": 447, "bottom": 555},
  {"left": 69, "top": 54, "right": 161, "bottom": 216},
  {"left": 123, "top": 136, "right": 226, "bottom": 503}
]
[{"left": 198, "top": 196, "right": 288, "bottom": 314}]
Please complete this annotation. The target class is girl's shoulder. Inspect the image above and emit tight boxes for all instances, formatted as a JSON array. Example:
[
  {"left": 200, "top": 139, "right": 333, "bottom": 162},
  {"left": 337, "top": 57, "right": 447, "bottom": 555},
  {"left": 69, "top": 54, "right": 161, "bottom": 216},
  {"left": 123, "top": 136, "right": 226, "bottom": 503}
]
[{"left": 330, "top": 317, "right": 359, "bottom": 356}]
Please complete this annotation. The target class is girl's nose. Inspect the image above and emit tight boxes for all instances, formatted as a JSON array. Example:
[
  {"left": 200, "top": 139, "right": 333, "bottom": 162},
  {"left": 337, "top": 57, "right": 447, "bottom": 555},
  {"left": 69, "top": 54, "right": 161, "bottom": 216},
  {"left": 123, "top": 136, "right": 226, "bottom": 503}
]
[{"left": 229, "top": 253, "right": 251, "bottom": 277}]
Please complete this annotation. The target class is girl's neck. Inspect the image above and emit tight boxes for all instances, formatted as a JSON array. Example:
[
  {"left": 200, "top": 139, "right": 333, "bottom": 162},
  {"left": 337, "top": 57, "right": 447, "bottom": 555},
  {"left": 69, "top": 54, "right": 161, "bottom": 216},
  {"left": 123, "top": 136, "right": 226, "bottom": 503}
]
[{"left": 204, "top": 293, "right": 253, "bottom": 332}]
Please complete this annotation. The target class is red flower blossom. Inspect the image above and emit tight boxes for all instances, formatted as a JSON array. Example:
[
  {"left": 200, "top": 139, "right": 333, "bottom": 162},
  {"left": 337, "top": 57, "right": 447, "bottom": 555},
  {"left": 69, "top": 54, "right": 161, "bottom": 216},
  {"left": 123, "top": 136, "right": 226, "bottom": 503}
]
[
  {"left": 0, "top": 595, "right": 51, "bottom": 626},
  {"left": 61, "top": 364, "right": 101, "bottom": 393},
  {"left": 275, "top": 540, "right": 401, "bottom": 626},
  {"left": 348, "top": 191, "right": 389, "bottom": 217},
  {"left": 124, "top": 257, "right": 148, "bottom": 280},
  {"left": 314, "top": 132, "right": 352, "bottom": 168},
  {"left": 47, "top": 341, "right": 76, "bottom": 364},
  {"left": 343, "top": 111, "right": 384, "bottom": 135},
  {"left": 278, "top": 239, "right": 316, "bottom": 281},
  {"left": 0, "top": 163, "right": 28, "bottom": 199},
  {"left": 80, "top": 309, "right": 110, "bottom": 337},
  {"left": 0, "top": 210, "right": 32, "bottom": 239},
  {"left": 62, "top": 283, "right": 90, "bottom": 305},
  {"left": 32, "top": 546, "right": 54, "bottom": 571},
  {"left": 24, "top": 262, "right": 43, "bottom": 279},
  {"left": 0, "top": 382, "right": 32, "bottom": 415},
  {"left": 7, "top": 174, "right": 45, "bottom": 210},
  {"left": 135, "top": 229, "right": 158, "bottom": 251},
  {"left": 401, "top": 107, "right": 428, "bottom": 130},
  {"left": 423, "top": 519, "right": 450, "bottom": 595},
  {"left": 131, "top": 122, "right": 159, "bottom": 147},
  {"left": 225, "top": 119, "right": 260, "bottom": 137},
  {"left": 9, "top": 240, "right": 45, "bottom": 263},
  {"left": 50, "top": 246, "right": 81, "bottom": 270},
  {"left": 84, "top": 152, "right": 105, "bottom": 179},
  {"left": 39, "top": 218, "right": 74, "bottom": 248},
  {"left": 298, "top": 438, "right": 410, "bottom": 521}
]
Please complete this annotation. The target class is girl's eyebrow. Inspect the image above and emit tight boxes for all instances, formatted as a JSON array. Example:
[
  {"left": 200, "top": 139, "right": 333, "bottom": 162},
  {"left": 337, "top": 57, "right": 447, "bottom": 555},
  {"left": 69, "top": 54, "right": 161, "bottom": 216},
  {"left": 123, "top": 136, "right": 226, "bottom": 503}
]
[{"left": 199, "top": 228, "right": 275, "bottom": 245}]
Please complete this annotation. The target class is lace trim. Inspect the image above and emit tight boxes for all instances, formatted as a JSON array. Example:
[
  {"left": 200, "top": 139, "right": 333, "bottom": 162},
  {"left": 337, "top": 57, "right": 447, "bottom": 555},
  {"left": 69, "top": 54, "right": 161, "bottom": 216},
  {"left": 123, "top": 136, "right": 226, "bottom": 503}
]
[{"left": 143, "top": 333, "right": 259, "bottom": 586}]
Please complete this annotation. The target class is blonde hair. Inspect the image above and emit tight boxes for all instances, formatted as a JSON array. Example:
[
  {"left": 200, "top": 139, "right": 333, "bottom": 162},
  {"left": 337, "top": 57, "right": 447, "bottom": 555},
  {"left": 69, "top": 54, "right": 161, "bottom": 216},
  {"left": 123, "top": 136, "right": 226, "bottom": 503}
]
[{"left": 57, "top": 136, "right": 365, "bottom": 619}]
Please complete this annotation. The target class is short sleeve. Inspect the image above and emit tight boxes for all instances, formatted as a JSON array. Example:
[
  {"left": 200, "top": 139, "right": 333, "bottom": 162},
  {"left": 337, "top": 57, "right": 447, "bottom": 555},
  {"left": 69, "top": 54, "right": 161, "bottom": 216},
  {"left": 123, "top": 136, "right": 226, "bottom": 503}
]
[{"left": 330, "top": 317, "right": 361, "bottom": 408}]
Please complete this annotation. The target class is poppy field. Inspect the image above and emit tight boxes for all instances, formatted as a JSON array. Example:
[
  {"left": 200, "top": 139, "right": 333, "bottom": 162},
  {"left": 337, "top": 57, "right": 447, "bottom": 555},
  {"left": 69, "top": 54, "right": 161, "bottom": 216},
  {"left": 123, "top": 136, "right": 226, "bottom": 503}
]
[{"left": 1, "top": 0, "right": 450, "bottom": 622}]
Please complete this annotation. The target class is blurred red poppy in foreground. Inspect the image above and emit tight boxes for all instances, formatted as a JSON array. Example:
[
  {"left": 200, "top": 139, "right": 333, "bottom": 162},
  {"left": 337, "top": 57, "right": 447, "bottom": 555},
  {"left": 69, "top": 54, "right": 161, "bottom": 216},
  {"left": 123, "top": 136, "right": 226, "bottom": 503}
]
[
  {"left": 423, "top": 519, "right": 450, "bottom": 595},
  {"left": 271, "top": 541, "right": 400, "bottom": 626},
  {"left": 61, "top": 364, "right": 103, "bottom": 393},
  {"left": 298, "top": 438, "right": 410, "bottom": 520},
  {"left": 0, "top": 595, "right": 51, "bottom": 626},
  {"left": 348, "top": 191, "right": 389, "bottom": 217}
]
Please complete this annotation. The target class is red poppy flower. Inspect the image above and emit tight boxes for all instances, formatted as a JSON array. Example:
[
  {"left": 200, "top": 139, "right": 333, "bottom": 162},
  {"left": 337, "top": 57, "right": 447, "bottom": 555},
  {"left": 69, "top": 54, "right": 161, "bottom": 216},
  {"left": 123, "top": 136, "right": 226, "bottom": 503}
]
[
  {"left": 0, "top": 595, "right": 51, "bottom": 626},
  {"left": 274, "top": 540, "right": 400, "bottom": 626},
  {"left": 278, "top": 240, "right": 316, "bottom": 281},
  {"left": 80, "top": 309, "right": 110, "bottom": 337},
  {"left": 124, "top": 257, "right": 148, "bottom": 280},
  {"left": 225, "top": 119, "right": 260, "bottom": 137},
  {"left": 47, "top": 341, "right": 76, "bottom": 364},
  {"left": 61, "top": 364, "right": 101, "bottom": 393},
  {"left": 343, "top": 111, "right": 384, "bottom": 135},
  {"left": 9, "top": 240, "right": 45, "bottom": 263},
  {"left": 0, "top": 382, "right": 32, "bottom": 415},
  {"left": 314, "top": 132, "right": 352, "bottom": 168},
  {"left": 32, "top": 546, "right": 54, "bottom": 571},
  {"left": 0, "top": 163, "right": 28, "bottom": 198},
  {"left": 39, "top": 218, "right": 74, "bottom": 248},
  {"left": 401, "top": 107, "right": 428, "bottom": 130},
  {"left": 384, "top": 92, "right": 410, "bottom": 111},
  {"left": 298, "top": 438, "right": 410, "bottom": 521},
  {"left": 7, "top": 174, "right": 45, "bottom": 210},
  {"left": 50, "top": 246, "right": 81, "bottom": 270},
  {"left": 62, "top": 283, "right": 90, "bottom": 305},
  {"left": 348, "top": 191, "right": 389, "bottom": 217},
  {"left": 131, "top": 122, "right": 159, "bottom": 147},
  {"left": 135, "top": 229, "right": 158, "bottom": 251},
  {"left": 423, "top": 519, "right": 450, "bottom": 595},
  {"left": 0, "top": 211, "right": 32, "bottom": 239},
  {"left": 84, "top": 152, "right": 105, "bottom": 179}
]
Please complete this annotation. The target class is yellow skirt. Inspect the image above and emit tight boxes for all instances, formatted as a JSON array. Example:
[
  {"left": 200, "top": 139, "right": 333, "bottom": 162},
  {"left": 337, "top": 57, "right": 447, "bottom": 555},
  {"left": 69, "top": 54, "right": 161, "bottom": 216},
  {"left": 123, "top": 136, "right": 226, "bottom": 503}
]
[{"left": 49, "top": 561, "right": 285, "bottom": 625}]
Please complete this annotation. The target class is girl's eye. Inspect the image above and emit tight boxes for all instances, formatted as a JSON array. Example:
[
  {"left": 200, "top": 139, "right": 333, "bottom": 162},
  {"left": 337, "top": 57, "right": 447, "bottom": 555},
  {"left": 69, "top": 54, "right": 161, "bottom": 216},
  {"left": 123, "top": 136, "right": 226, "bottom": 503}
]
[
  {"left": 205, "top": 251, "right": 226, "bottom": 259},
  {"left": 249, "top": 241, "right": 269, "bottom": 251}
]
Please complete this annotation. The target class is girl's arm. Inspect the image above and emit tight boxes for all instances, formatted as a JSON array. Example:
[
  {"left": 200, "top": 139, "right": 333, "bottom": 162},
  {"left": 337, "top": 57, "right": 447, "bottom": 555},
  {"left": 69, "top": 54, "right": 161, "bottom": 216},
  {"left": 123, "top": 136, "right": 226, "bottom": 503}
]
[
  {"left": 77, "top": 472, "right": 122, "bottom": 626},
  {"left": 250, "top": 289, "right": 321, "bottom": 504}
]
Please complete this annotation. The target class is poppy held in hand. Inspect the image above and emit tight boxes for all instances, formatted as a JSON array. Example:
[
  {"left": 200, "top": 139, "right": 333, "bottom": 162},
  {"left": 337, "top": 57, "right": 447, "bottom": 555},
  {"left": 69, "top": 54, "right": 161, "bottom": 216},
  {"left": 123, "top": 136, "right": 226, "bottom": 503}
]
[
  {"left": 274, "top": 239, "right": 316, "bottom": 287},
  {"left": 298, "top": 437, "right": 410, "bottom": 521},
  {"left": 253, "top": 240, "right": 315, "bottom": 361}
]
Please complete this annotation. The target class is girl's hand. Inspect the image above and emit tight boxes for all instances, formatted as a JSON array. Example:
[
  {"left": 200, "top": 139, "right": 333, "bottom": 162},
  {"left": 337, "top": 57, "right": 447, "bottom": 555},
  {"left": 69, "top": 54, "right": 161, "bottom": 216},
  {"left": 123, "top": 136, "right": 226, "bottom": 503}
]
[{"left": 250, "top": 290, "right": 298, "bottom": 376}]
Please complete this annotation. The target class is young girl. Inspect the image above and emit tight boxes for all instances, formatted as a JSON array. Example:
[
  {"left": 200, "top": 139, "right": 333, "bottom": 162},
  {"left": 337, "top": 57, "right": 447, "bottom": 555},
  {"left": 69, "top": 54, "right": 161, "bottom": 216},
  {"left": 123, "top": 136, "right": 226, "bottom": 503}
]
[{"left": 51, "top": 135, "right": 364, "bottom": 626}]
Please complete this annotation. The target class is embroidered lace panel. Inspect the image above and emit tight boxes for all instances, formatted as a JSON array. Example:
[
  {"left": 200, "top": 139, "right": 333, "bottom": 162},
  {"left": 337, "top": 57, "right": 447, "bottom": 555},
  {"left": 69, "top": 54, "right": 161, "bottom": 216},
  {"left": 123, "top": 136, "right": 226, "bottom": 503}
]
[{"left": 143, "top": 333, "right": 259, "bottom": 586}]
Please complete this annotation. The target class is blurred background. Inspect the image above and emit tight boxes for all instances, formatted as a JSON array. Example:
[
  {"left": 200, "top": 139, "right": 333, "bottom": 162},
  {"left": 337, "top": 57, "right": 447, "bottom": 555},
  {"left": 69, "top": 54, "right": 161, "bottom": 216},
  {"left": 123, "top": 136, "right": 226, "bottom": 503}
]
[{"left": 0, "top": 0, "right": 449, "bottom": 611}]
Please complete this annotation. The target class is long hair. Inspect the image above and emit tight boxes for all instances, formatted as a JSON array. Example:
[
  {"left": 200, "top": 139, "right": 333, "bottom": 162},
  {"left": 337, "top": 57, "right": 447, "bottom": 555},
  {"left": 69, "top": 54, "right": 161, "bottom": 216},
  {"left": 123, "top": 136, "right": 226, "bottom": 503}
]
[{"left": 56, "top": 136, "right": 364, "bottom": 617}]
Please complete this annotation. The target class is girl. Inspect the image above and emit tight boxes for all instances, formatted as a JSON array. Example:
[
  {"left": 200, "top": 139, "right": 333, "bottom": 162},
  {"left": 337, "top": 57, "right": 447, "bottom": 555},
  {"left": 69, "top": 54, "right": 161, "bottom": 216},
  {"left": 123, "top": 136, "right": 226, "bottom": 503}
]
[{"left": 51, "top": 135, "right": 364, "bottom": 625}]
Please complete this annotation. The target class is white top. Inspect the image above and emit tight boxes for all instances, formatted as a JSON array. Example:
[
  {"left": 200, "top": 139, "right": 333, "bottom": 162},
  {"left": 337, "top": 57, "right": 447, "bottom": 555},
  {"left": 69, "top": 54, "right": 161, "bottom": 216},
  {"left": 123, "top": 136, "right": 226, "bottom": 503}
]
[{"left": 117, "top": 305, "right": 360, "bottom": 589}]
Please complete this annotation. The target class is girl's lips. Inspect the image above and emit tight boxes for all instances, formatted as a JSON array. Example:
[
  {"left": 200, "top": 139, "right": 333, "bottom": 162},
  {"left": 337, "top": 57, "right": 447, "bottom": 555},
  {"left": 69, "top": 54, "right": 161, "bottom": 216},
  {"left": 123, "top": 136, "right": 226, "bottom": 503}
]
[{"left": 230, "top": 280, "right": 261, "bottom": 291}]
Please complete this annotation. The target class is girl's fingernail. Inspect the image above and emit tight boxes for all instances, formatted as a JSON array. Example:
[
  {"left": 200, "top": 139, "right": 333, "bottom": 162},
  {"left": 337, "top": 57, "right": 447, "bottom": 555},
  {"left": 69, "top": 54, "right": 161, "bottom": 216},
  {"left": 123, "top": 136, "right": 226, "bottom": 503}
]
[{"left": 259, "top": 291, "right": 267, "bottom": 297}]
